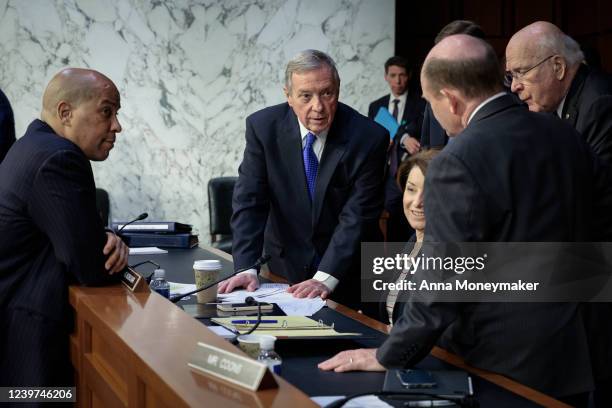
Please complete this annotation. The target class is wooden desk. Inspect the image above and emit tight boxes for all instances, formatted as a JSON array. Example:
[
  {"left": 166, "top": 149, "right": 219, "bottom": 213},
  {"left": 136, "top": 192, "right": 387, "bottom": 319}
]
[
  {"left": 258, "top": 254, "right": 572, "bottom": 408},
  {"left": 70, "top": 246, "right": 570, "bottom": 408},
  {"left": 69, "top": 285, "right": 316, "bottom": 407}
]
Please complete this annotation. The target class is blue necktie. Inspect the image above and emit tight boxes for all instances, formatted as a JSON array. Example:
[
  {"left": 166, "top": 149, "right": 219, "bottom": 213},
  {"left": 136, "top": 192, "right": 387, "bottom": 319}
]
[{"left": 303, "top": 132, "right": 318, "bottom": 201}]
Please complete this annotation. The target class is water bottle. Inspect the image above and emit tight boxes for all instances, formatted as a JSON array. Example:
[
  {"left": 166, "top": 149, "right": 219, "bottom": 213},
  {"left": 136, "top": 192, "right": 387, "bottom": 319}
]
[
  {"left": 257, "top": 336, "right": 282, "bottom": 374},
  {"left": 150, "top": 269, "right": 170, "bottom": 298}
]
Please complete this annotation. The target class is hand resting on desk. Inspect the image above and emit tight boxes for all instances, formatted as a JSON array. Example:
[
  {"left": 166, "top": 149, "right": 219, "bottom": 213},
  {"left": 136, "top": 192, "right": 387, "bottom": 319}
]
[
  {"left": 318, "top": 348, "right": 385, "bottom": 372},
  {"left": 218, "top": 273, "right": 260, "bottom": 293},
  {"left": 286, "top": 279, "right": 330, "bottom": 299},
  {"left": 219, "top": 274, "right": 330, "bottom": 299}
]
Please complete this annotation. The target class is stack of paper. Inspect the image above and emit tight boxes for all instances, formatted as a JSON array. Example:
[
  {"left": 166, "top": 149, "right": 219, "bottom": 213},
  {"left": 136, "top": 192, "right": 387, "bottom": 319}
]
[
  {"left": 168, "top": 281, "right": 197, "bottom": 297},
  {"left": 129, "top": 247, "right": 168, "bottom": 255},
  {"left": 211, "top": 315, "right": 360, "bottom": 338},
  {"left": 311, "top": 396, "right": 392, "bottom": 408},
  {"left": 217, "top": 283, "right": 326, "bottom": 316}
]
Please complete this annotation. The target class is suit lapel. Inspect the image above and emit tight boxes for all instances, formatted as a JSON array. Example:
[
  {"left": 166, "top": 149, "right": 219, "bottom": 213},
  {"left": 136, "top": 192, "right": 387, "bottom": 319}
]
[
  {"left": 382, "top": 95, "right": 390, "bottom": 112},
  {"left": 312, "top": 110, "right": 348, "bottom": 225},
  {"left": 562, "top": 64, "right": 588, "bottom": 126},
  {"left": 400, "top": 95, "right": 415, "bottom": 125},
  {"left": 280, "top": 109, "right": 312, "bottom": 209}
]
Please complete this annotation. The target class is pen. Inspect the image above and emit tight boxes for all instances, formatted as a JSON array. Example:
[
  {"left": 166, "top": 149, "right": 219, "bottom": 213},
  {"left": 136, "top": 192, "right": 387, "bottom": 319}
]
[{"left": 231, "top": 319, "right": 278, "bottom": 324}]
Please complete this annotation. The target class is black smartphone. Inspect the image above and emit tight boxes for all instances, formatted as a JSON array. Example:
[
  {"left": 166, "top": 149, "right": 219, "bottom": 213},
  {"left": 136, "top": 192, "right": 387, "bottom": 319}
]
[
  {"left": 396, "top": 369, "right": 437, "bottom": 389},
  {"left": 216, "top": 302, "right": 273, "bottom": 312}
]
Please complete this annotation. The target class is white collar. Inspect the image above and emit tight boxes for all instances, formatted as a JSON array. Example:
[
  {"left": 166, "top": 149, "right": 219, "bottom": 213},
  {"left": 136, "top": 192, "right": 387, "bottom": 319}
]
[
  {"left": 298, "top": 119, "right": 329, "bottom": 142},
  {"left": 467, "top": 92, "right": 507, "bottom": 125},
  {"left": 390, "top": 92, "right": 407, "bottom": 104},
  {"left": 556, "top": 94, "right": 567, "bottom": 119}
]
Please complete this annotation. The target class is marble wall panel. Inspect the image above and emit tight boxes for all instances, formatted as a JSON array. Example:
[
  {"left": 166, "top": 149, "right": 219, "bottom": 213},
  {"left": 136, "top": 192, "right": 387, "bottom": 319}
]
[{"left": 0, "top": 0, "right": 394, "bottom": 243}]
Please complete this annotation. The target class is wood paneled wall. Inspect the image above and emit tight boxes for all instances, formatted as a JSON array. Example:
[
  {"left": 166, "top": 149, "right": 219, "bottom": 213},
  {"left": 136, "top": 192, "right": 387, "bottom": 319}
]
[{"left": 396, "top": 0, "right": 612, "bottom": 82}]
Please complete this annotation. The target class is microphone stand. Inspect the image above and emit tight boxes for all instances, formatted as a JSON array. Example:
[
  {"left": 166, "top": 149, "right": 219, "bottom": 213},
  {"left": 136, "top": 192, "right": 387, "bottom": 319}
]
[
  {"left": 226, "top": 296, "right": 263, "bottom": 346},
  {"left": 117, "top": 212, "right": 149, "bottom": 235},
  {"left": 169, "top": 255, "right": 271, "bottom": 303}
]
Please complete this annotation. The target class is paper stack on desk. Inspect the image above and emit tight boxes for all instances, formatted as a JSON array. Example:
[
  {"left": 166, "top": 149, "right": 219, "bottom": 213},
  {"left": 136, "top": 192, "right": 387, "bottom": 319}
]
[
  {"left": 217, "top": 283, "right": 326, "bottom": 316},
  {"left": 211, "top": 316, "right": 360, "bottom": 338}
]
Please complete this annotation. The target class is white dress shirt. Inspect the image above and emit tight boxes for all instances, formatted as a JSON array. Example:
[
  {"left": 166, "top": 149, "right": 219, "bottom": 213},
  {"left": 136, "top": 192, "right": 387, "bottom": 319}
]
[{"left": 388, "top": 92, "right": 407, "bottom": 124}]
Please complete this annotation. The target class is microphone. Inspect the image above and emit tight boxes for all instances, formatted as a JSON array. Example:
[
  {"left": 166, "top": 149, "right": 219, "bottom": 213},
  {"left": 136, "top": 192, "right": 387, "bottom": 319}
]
[
  {"left": 170, "top": 254, "right": 271, "bottom": 303},
  {"left": 116, "top": 212, "right": 148, "bottom": 234}
]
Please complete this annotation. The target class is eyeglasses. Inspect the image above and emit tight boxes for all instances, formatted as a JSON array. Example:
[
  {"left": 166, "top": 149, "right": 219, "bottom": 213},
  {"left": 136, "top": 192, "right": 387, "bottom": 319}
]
[{"left": 504, "top": 55, "right": 555, "bottom": 87}]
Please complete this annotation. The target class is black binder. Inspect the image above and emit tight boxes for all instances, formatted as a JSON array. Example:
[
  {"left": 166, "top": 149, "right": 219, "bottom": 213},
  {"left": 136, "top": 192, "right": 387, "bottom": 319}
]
[
  {"left": 111, "top": 221, "right": 192, "bottom": 233},
  {"left": 383, "top": 369, "right": 473, "bottom": 399},
  {"left": 121, "top": 232, "right": 198, "bottom": 248}
]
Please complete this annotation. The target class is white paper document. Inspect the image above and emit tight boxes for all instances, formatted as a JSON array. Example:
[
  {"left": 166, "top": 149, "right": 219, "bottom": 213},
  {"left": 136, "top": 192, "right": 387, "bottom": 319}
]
[
  {"left": 311, "top": 396, "right": 392, "bottom": 407},
  {"left": 129, "top": 247, "right": 168, "bottom": 255},
  {"left": 168, "top": 281, "right": 197, "bottom": 296},
  {"left": 217, "top": 283, "right": 326, "bottom": 316},
  {"left": 206, "top": 325, "right": 235, "bottom": 339}
]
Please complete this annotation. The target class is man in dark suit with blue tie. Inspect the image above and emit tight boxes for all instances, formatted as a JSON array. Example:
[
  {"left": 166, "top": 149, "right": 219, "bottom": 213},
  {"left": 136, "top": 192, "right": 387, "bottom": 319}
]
[
  {"left": 367, "top": 56, "right": 425, "bottom": 243},
  {"left": 0, "top": 68, "right": 128, "bottom": 388},
  {"left": 219, "top": 50, "right": 388, "bottom": 307}
]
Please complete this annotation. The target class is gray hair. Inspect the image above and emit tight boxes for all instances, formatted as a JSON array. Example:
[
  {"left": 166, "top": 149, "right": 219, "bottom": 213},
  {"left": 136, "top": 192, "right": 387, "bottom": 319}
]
[
  {"left": 538, "top": 32, "right": 585, "bottom": 67},
  {"left": 284, "top": 49, "right": 340, "bottom": 93}
]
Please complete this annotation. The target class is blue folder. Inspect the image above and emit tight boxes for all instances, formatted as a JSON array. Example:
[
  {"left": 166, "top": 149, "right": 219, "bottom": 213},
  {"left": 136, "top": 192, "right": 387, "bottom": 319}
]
[{"left": 374, "top": 106, "right": 399, "bottom": 140}]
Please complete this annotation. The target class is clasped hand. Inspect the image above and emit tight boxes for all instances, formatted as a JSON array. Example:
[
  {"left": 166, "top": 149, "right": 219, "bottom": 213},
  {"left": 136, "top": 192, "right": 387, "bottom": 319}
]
[{"left": 103, "top": 232, "right": 129, "bottom": 274}]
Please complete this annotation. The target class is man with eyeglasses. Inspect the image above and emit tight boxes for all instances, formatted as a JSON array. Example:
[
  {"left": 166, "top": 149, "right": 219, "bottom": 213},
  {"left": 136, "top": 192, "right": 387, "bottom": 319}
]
[
  {"left": 506, "top": 21, "right": 612, "bottom": 164},
  {"left": 508, "top": 22, "right": 612, "bottom": 408}
]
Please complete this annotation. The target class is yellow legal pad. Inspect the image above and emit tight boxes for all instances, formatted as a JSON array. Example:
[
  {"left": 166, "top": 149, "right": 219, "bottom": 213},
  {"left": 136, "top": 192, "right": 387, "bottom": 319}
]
[{"left": 210, "top": 316, "right": 361, "bottom": 338}]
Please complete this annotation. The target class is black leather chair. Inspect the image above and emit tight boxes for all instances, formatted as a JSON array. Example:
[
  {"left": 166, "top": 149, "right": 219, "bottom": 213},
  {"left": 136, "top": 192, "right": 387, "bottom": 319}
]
[
  {"left": 207, "top": 177, "right": 237, "bottom": 254},
  {"left": 95, "top": 188, "right": 110, "bottom": 227}
]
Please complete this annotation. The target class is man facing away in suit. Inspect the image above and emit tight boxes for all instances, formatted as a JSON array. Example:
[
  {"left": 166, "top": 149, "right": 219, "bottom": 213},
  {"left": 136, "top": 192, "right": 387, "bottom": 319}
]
[
  {"left": 219, "top": 50, "right": 388, "bottom": 308},
  {"left": 320, "top": 35, "right": 612, "bottom": 406},
  {"left": 420, "top": 20, "right": 486, "bottom": 151},
  {"left": 368, "top": 56, "right": 425, "bottom": 243},
  {"left": 506, "top": 21, "right": 612, "bottom": 164},
  {"left": 0, "top": 68, "right": 128, "bottom": 388}
]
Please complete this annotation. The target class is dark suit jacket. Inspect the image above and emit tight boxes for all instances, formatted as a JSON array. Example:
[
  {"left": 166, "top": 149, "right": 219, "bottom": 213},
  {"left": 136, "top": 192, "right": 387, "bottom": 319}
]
[
  {"left": 562, "top": 64, "right": 612, "bottom": 164},
  {"left": 231, "top": 102, "right": 388, "bottom": 305},
  {"left": 368, "top": 94, "right": 425, "bottom": 242},
  {"left": 377, "top": 94, "right": 610, "bottom": 397},
  {"left": 0, "top": 88, "right": 15, "bottom": 163},
  {"left": 0, "top": 120, "right": 118, "bottom": 387},
  {"left": 367, "top": 93, "right": 425, "bottom": 165},
  {"left": 420, "top": 103, "right": 447, "bottom": 150}
]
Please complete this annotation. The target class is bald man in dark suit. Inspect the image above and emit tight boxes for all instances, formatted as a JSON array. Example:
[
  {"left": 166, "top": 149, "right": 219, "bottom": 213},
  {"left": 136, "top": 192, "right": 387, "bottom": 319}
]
[
  {"left": 321, "top": 35, "right": 612, "bottom": 407},
  {"left": 0, "top": 68, "right": 128, "bottom": 388}
]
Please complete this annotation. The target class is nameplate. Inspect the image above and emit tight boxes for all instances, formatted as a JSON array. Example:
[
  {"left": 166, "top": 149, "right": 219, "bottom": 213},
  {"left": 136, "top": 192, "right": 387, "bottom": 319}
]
[
  {"left": 120, "top": 267, "right": 149, "bottom": 293},
  {"left": 188, "top": 342, "right": 278, "bottom": 391}
]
